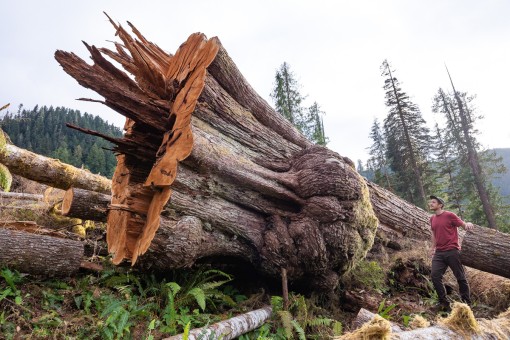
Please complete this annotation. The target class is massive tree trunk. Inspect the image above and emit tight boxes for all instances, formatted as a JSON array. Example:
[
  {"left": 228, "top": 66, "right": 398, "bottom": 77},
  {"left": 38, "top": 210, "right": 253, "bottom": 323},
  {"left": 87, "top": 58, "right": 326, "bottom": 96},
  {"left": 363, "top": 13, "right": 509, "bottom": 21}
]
[{"left": 53, "top": 16, "right": 379, "bottom": 290}]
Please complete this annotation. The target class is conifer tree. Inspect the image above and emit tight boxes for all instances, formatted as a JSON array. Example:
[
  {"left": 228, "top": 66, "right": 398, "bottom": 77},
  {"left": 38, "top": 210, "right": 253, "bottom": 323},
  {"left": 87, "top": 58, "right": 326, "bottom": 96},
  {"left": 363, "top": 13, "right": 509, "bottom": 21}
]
[
  {"left": 380, "top": 60, "right": 430, "bottom": 207},
  {"left": 271, "top": 62, "right": 305, "bottom": 128},
  {"left": 0, "top": 105, "right": 122, "bottom": 178},
  {"left": 307, "top": 102, "right": 328, "bottom": 145},
  {"left": 270, "top": 63, "right": 327, "bottom": 145},
  {"left": 367, "top": 118, "right": 393, "bottom": 190},
  {"left": 433, "top": 77, "right": 507, "bottom": 229}
]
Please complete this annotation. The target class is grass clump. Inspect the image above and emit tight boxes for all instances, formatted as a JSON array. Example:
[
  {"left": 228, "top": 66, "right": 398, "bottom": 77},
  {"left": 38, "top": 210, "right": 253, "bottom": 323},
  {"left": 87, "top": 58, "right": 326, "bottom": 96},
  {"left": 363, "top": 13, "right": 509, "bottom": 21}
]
[{"left": 345, "top": 260, "right": 388, "bottom": 293}]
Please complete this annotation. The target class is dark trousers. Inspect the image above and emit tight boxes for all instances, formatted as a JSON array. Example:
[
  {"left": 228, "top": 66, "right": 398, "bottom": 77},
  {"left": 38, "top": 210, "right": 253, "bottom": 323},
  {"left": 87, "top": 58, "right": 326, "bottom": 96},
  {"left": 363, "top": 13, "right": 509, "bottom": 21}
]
[{"left": 431, "top": 249, "right": 471, "bottom": 304}]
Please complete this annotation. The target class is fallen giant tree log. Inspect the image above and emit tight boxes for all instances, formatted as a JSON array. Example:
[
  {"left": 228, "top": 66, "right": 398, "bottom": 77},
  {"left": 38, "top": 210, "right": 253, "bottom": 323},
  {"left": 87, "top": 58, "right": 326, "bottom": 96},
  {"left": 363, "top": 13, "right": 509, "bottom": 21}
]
[{"left": 54, "top": 16, "right": 380, "bottom": 290}]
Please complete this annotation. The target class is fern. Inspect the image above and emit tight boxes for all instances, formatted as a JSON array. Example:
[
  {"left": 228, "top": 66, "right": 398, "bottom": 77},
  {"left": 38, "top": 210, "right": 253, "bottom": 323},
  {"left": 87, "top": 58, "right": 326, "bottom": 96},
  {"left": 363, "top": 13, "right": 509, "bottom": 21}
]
[
  {"left": 332, "top": 321, "right": 343, "bottom": 336},
  {"left": 183, "top": 321, "right": 191, "bottom": 340},
  {"left": 291, "top": 320, "right": 306, "bottom": 340},
  {"left": 277, "top": 310, "right": 293, "bottom": 339},
  {"left": 307, "top": 317, "right": 332, "bottom": 327},
  {"left": 271, "top": 296, "right": 284, "bottom": 312},
  {"left": 188, "top": 287, "right": 206, "bottom": 311}
]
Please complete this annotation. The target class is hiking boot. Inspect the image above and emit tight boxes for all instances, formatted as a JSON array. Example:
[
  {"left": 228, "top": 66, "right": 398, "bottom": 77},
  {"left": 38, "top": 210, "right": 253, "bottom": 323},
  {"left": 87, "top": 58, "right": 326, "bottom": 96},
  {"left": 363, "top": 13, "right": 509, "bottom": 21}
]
[{"left": 434, "top": 301, "right": 451, "bottom": 313}]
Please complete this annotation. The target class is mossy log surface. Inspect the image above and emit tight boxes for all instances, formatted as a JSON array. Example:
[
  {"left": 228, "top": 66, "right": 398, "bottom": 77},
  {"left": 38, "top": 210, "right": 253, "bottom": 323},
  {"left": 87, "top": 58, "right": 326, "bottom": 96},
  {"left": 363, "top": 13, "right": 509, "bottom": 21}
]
[
  {"left": 0, "top": 129, "right": 111, "bottom": 194},
  {"left": 54, "top": 16, "right": 379, "bottom": 290}
]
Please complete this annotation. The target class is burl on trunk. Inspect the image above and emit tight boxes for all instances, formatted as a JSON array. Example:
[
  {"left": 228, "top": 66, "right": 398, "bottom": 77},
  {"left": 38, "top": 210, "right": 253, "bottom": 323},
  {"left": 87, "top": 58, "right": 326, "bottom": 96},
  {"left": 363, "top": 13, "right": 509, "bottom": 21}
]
[{"left": 54, "top": 14, "right": 378, "bottom": 290}]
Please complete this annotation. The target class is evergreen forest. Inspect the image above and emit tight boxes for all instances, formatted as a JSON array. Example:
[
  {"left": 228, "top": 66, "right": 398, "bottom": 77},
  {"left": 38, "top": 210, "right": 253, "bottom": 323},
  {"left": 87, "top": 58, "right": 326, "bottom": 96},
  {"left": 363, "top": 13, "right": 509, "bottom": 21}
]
[
  {"left": 362, "top": 60, "right": 510, "bottom": 232},
  {"left": 0, "top": 105, "right": 122, "bottom": 178}
]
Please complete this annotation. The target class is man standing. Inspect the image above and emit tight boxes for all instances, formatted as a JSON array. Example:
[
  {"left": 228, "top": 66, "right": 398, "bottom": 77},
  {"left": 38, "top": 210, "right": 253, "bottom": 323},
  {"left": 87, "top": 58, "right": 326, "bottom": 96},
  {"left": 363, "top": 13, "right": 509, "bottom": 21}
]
[{"left": 429, "top": 195, "right": 474, "bottom": 311}]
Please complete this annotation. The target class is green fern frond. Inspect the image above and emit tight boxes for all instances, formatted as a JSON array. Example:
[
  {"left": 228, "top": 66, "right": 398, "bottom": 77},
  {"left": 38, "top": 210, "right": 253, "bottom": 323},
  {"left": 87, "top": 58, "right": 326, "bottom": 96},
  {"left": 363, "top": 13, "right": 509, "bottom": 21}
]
[
  {"left": 198, "top": 279, "right": 233, "bottom": 292},
  {"left": 332, "top": 320, "right": 343, "bottom": 336},
  {"left": 307, "top": 317, "right": 332, "bottom": 327},
  {"left": 271, "top": 296, "right": 284, "bottom": 312},
  {"left": 293, "top": 295, "right": 307, "bottom": 325},
  {"left": 291, "top": 320, "right": 306, "bottom": 340},
  {"left": 277, "top": 310, "right": 293, "bottom": 339},
  {"left": 188, "top": 287, "right": 206, "bottom": 311},
  {"left": 183, "top": 321, "right": 191, "bottom": 340},
  {"left": 115, "top": 285, "right": 132, "bottom": 296},
  {"left": 166, "top": 282, "right": 181, "bottom": 296}
]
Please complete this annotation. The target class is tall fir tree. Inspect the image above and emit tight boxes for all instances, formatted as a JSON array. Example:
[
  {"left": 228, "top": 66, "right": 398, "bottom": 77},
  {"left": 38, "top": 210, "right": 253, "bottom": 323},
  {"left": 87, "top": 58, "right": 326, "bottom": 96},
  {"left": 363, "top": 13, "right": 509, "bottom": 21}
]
[
  {"left": 367, "top": 118, "right": 393, "bottom": 190},
  {"left": 270, "top": 63, "right": 327, "bottom": 145},
  {"left": 380, "top": 60, "right": 431, "bottom": 208},
  {"left": 432, "top": 80, "right": 508, "bottom": 229},
  {"left": 271, "top": 62, "right": 306, "bottom": 128},
  {"left": 307, "top": 102, "right": 328, "bottom": 145}
]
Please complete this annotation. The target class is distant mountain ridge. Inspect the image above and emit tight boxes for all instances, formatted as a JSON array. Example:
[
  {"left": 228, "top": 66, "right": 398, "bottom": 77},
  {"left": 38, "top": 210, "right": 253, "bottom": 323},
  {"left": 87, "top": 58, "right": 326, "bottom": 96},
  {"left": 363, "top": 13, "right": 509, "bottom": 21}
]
[{"left": 492, "top": 148, "right": 510, "bottom": 199}]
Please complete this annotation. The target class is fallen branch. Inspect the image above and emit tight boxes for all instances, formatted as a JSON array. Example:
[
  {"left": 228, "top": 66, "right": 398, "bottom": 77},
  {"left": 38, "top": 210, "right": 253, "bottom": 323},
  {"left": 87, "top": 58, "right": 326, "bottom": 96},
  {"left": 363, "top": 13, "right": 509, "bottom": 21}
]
[{"left": 164, "top": 306, "right": 272, "bottom": 340}]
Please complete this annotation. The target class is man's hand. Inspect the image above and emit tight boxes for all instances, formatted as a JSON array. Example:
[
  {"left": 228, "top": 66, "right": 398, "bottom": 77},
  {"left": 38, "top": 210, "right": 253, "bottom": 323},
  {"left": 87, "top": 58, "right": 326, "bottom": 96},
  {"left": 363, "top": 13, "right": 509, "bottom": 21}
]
[
  {"left": 464, "top": 222, "right": 474, "bottom": 232},
  {"left": 429, "top": 248, "right": 435, "bottom": 257}
]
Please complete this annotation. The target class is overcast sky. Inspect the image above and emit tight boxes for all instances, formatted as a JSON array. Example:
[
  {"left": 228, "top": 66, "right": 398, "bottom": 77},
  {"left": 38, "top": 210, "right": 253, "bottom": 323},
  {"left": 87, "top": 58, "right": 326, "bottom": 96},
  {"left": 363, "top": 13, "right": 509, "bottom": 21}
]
[{"left": 2, "top": 1, "right": 509, "bottom": 163}]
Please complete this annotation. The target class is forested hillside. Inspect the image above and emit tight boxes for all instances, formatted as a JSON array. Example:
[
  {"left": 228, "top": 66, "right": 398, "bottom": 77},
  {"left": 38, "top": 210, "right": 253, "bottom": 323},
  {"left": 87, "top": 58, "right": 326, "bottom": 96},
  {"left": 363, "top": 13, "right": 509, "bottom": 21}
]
[
  {"left": 492, "top": 148, "right": 510, "bottom": 199},
  {"left": 0, "top": 105, "right": 122, "bottom": 178}
]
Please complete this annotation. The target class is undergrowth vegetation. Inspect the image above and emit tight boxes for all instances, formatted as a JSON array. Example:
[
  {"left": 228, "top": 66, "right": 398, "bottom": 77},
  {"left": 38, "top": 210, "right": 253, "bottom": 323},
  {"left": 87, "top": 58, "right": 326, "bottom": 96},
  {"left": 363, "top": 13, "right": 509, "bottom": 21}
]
[
  {"left": 0, "top": 262, "right": 243, "bottom": 339},
  {"left": 0, "top": 261, "right": 345, "bottom": 339}
]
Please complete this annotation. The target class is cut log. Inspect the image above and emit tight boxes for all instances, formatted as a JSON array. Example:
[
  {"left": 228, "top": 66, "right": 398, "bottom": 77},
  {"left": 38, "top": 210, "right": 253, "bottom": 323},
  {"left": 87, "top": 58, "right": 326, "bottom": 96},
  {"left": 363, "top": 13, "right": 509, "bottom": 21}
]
[
  {"left": 460, "top": 226, "right": 510, "bottom": 279},
  {"left": 0, "top": 225, "right": 84, "bottom": 276},
  {"left": 0, "top": 192, "right": 43, "bottom": 201},
  {"left": 0, "top": 129, "right": 111, "bottom": 194},
  {"left": 61, "top": 187, "right": 110, "bottom": 222},
  {"left": 164, "top": 306, "right": 272, "bottom": 340},
  {"left": 54, "top": 16, "right": 380, "bottom": 290}
]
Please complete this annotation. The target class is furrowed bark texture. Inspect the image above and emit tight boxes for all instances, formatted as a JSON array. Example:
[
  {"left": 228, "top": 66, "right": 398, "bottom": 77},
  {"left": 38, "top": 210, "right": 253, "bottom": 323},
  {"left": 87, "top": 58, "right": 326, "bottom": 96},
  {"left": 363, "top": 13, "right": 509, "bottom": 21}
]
[
  {"left": 0, "top": 226, "right": 84, "bottom": 276},
  {"left": 460, "top": 226, "right": 510, "bottom": 279},
  {"left": 54, "top": 17, "right": 379, "bottom": 288},
  {"left": 0, "top": 129, "right": 111, "bottom": 194}
]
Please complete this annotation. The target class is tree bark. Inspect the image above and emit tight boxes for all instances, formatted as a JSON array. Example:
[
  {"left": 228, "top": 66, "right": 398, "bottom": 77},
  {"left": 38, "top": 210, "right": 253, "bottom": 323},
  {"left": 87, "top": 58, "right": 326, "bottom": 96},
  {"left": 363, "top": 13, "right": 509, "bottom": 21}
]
[
  {"left": 0, "top": 226, "right": 84, "bottom": 277},
  {"left": 164, "top": 306, "right": 272, "bottom": 340},
  {"left": 0, "top": 129, "right": 111, "bottom": 194},
  {"left": 61, "top": 187, "right": 110, "bottom": 222},
  {"left": 0, "top": 192, "right": 43, "bottom": 201},
  {"left": 460, "top": 226, "right": 510, "bottom": 278}
]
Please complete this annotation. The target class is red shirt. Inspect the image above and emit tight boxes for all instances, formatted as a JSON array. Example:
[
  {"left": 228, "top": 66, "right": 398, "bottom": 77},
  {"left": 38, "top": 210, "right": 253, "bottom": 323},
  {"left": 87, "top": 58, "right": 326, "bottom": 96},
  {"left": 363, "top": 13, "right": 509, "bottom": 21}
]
[{"left": 430, "top": 211, "right": 464, "bottom": 251}]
